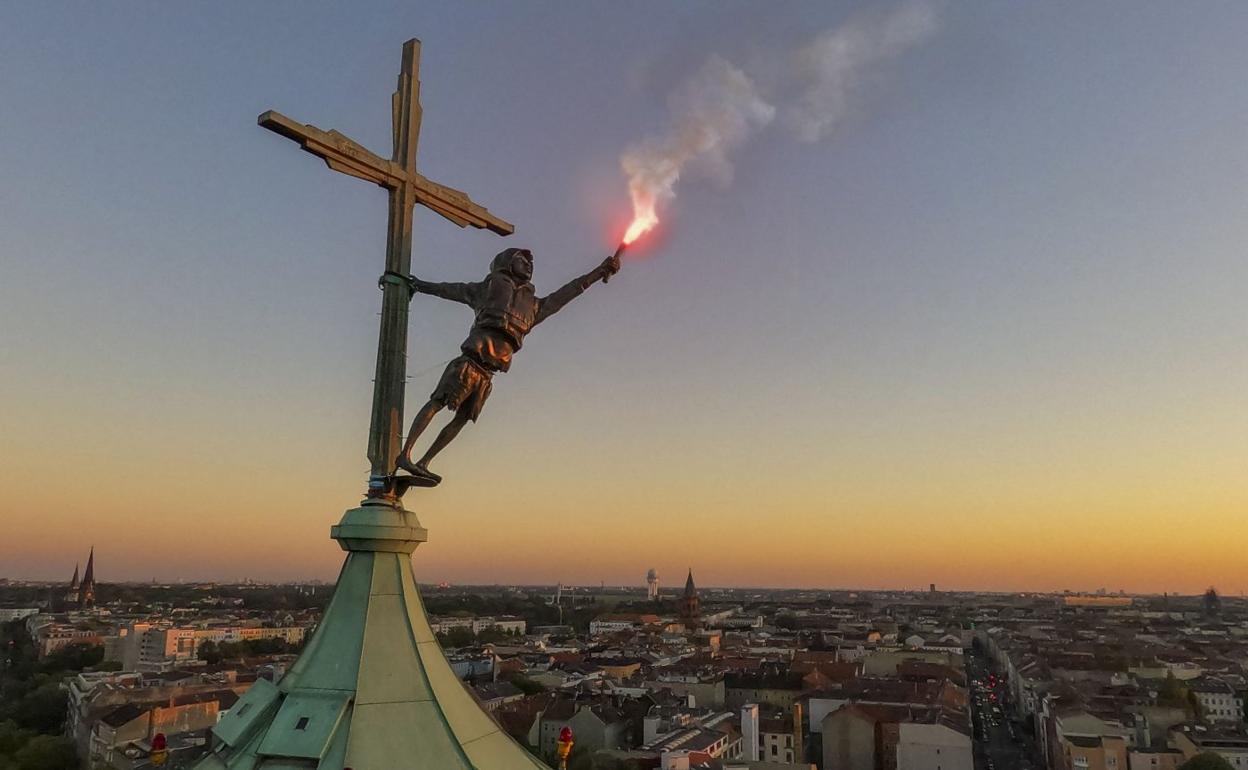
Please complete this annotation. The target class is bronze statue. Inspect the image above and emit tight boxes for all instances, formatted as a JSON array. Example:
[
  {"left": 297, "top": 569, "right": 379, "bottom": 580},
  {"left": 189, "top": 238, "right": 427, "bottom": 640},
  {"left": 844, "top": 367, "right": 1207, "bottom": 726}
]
[{"left": 392, "top": 247, "right": 621, "bottom": 484}]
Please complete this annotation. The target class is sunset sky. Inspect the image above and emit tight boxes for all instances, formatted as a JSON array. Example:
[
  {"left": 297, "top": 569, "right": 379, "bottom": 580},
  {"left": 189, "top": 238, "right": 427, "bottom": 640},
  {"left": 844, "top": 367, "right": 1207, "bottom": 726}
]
[{"left": 2, "top": 2, "right": 1246, "bottom": 594}]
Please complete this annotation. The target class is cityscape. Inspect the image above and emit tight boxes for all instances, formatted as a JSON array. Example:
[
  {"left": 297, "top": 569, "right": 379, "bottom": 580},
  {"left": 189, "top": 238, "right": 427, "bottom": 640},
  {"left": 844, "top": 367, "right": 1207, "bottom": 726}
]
[
  {"left": 4, "top": 3, "right": 1248, "bottom": 770},
  {"left": 3, "top": 561, "right": 1247, "bottom": 769}
]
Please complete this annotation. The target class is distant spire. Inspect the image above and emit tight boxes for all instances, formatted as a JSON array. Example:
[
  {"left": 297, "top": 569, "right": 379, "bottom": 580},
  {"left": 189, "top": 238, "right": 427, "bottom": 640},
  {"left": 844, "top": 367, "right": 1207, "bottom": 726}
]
[
  {"left": 680, "top": 568, "right": 701, "bottom": 629},
  {"left": 79, "top": 546, "right": 96, "bottom": 608},
  {"left": 69, "top": 563, "right": 80, "bottom": 590}
]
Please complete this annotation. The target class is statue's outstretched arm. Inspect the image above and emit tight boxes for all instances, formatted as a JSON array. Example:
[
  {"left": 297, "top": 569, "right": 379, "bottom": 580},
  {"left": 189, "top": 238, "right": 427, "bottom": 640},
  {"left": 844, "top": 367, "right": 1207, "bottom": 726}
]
[
  {"left": 407, "top": 277, "right": 482, "bottom": 307},
  {"left": 535, "top": 254, "right": 620, "bottom": 324}
]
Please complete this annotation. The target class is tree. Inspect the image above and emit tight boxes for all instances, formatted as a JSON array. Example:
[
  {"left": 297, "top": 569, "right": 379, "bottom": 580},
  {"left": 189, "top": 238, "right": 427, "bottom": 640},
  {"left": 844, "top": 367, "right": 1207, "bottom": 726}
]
[
  {"left": 199, "top": 637, "right": 296, "bottom": 664},
  {"left": 437, "top": 628, "right": 476, "bottom": 649},
  {"left": 503, "top": 673, "right": 545, "bottom": 696},
  {"left": 0, "top": 720, "right": 32, "bottom": 755},
  {"left": 37, "top": 643, "right": 102, "bottom": 675},
  {"left": 1179, "top": 753, "right": 1235, "bottom": 770},
  {"left": 199, "top": 641, "right": 222, "bottom": 664},
  {"left": 235, "top": 637, "right": 296, "bottom": 656},
  {"left": 12, "top": 735, "right": 78, "bottom": 770},
  {"left": 478, "top": 627, "right": 513, "bottom": 645},
  {"left": 1188, "top": 688, "right": 1205, "bottom": 722},
  {"left": 12, "top": 682, "right": 68, "bottom": 733},
  {"left": 1158, "top": 671, "right": 1190, "bottom": 710}
]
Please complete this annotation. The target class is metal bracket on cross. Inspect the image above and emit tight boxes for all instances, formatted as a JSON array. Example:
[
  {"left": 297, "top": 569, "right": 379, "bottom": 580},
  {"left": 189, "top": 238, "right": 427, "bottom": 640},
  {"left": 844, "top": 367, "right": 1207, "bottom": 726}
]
[{"left": 379, "top": 271, "right": 410, "bottom": 290}]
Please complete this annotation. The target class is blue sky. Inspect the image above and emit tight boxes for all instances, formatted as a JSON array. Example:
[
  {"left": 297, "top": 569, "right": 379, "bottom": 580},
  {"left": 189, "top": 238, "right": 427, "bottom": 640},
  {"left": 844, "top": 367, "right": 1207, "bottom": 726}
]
[{"left": 2, "top": 3, "right": 1246, "bottom": 590}]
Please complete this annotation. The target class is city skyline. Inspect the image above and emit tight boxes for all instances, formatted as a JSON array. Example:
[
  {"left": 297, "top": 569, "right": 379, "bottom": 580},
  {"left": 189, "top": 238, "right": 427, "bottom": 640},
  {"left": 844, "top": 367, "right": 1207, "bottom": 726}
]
[
  {"left": 3, "top": 3, "right": 1247, "bottom": 594},
  {"left": 3, "top": 554, "right": 1241, "bottom": 599}
]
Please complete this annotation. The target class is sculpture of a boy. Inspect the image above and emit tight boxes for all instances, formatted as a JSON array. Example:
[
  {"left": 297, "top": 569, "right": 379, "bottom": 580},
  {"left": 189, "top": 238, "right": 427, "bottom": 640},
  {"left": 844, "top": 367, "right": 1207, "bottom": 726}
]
[{"left": 392, "top": 247, "right": 621, "bottom": 484}]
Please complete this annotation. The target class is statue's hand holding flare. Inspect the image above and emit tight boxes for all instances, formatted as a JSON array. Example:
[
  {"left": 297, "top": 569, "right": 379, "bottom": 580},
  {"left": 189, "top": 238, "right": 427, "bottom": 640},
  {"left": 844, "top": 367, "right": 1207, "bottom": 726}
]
[{"left": 602, "top": 244, "right": 624, "bottom": 283}]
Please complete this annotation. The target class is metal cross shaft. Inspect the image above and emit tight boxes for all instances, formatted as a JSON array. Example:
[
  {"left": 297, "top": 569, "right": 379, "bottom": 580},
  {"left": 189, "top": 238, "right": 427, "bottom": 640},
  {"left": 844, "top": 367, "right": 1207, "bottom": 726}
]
[{"left": 258, "top": 39, "right": 513, "bottom": 488}]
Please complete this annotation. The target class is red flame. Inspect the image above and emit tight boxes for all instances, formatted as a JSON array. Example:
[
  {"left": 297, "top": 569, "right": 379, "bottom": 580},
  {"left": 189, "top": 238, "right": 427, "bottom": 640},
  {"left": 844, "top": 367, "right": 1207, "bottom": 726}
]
[
  {"left": 622, "top": 210, "right": 657, "bottom": 245},
  {"left": 622, "top": 182, "right": 660, "bottom": 245}
]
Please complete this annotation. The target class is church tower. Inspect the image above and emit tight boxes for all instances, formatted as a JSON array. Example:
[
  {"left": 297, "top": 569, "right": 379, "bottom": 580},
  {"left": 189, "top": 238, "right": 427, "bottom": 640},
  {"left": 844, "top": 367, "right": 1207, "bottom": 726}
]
[
  {"left": 194, "top": 38, "right": 557, "bottom": 770},
  {"left": 680, "top": 568, "right": 701, "bottom": 630},
  {"left": 78, "top": 547, "right": 96, "bottom": 608},
  {"left": 192, "top": 503, "right": 548, "bottom": 769},
  {"left": 65, "top": 563, "right": 80, "bottom": 604}
]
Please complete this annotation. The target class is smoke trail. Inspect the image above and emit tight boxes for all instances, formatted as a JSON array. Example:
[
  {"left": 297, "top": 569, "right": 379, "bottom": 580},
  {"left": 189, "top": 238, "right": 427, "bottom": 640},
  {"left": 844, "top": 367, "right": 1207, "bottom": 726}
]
[
  {"left": 620, "top": 56, "right": 775, "bottom": 243},
  {"left": 619, "top": 2, "right": 936, "bottom": 243},
  {"left": 786, "top": 2, "right": 938, "bottom": 142}
]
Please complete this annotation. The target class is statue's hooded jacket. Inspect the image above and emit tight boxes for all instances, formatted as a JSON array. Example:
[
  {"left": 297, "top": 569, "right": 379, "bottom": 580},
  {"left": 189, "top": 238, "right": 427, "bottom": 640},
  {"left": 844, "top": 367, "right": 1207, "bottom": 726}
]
[{"left": 415, "top": 247, "right": 609, "bottom": 373}]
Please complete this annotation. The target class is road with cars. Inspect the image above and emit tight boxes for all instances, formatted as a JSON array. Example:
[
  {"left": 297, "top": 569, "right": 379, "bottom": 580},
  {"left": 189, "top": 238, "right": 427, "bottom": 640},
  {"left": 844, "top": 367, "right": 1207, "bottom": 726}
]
[{"left": 968, "top": 645, "right": 1038, "bottom": 770}]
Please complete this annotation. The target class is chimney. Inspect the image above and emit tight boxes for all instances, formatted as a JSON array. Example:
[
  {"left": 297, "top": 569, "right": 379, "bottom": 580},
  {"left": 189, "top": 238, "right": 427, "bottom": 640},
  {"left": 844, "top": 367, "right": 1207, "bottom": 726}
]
[{"left": 741, "top": 703, "right": 759, "bottom": 762}]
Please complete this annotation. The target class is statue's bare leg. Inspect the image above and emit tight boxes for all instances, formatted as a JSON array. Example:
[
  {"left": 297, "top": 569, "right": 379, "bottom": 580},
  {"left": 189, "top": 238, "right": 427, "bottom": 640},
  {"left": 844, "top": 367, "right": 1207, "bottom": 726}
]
[
  {"left": 414, "top": 411, "right": 471, "bottom": 479},
  {"left": 396, "top": 399, "right": 444, "bottom": 472}
]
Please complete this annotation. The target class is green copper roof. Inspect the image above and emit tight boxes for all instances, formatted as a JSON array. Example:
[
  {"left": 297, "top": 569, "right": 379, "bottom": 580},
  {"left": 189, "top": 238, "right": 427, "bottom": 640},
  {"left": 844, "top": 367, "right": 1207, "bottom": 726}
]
[{"left": 194, "top": 503, "right": 547, "bottom": 769}]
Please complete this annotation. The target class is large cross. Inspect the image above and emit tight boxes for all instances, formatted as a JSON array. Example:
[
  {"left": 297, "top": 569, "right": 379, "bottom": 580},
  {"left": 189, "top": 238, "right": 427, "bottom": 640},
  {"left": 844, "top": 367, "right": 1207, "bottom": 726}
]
[{"left": 258, "top": 39, "right": 513, "bottom": 491}]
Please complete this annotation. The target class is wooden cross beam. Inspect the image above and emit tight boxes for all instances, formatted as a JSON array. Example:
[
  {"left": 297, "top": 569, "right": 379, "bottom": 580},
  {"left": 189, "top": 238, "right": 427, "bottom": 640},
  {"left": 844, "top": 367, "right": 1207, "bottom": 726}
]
[{"left": 258, "top": 39, "right": 513, "bottom": 488}]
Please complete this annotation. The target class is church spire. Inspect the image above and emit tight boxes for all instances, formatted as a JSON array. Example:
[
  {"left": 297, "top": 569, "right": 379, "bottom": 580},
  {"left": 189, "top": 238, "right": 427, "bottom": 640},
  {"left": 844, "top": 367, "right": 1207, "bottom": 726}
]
[
  {"left": 680, "top": 568, "right": 701, "bottom": 630},
  {"left": 79, "top": 547, "right": 96, "bottom": 608},
  {"left": 65, "top": 563, "right": 81, "bottom": 606},
  {"left": 193, "top": 504, "right": 548, "bottom": 769}
]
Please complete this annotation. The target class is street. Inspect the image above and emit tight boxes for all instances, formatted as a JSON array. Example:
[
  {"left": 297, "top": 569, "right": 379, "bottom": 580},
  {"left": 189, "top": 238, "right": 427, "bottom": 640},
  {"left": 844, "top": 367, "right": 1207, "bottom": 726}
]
[{"left": 967, "top": 645, "right": 1037, "bottom": 770}]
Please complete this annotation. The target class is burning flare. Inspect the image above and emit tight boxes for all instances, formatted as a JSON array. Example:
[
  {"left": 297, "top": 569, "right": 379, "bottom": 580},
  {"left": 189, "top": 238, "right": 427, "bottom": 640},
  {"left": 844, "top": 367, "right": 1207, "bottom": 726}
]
[
  {"left": 620, "top": 55, "right": 774, "bottom": 248},
  {"left": 622, "top": 193, "right": 659, "bottom": 245},
  {"left": 616, "top": 2, "right": 936, "bottom": 248}
]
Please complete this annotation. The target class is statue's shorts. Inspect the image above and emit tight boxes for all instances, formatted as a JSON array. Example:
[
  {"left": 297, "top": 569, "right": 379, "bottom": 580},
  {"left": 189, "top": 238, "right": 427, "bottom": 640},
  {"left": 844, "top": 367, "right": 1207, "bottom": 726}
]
[{"left": 432, "top": 355, "right": 494, "bottom": 421}]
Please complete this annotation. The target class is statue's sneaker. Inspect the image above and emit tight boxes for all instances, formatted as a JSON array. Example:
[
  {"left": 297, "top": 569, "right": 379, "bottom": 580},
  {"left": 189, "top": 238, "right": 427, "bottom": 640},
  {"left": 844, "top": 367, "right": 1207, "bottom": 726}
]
[
  {"left": 395, "top": 455, "right": 442, "bottom": 485},
  {"left": 413, "top": 466, "right": 442, "bottom": 484}
]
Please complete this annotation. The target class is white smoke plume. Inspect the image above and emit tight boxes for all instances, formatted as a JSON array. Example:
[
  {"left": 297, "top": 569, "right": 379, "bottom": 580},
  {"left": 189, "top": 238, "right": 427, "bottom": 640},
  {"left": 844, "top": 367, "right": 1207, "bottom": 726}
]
[
  {"left": 620, "top": 2, "right": 936, "bottom": 243},
  {"left": 786, "top": 2, "right": 938, "bottom": 142},
  {"left": 620, "top": 55, "right": 775, "bottom": 243}
]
